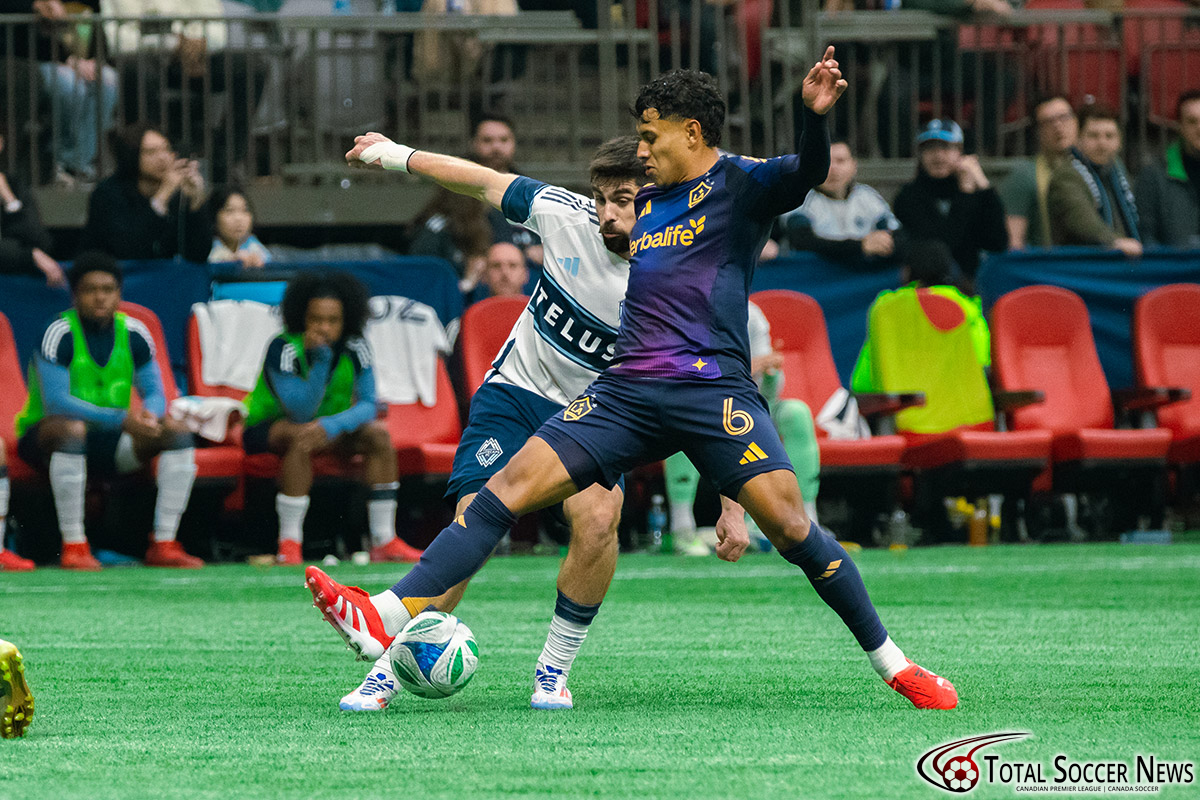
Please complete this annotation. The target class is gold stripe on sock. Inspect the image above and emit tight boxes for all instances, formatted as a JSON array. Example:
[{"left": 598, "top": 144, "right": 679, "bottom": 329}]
[{"left": 401, "top": 596, "right": 436, "bottom": 618}]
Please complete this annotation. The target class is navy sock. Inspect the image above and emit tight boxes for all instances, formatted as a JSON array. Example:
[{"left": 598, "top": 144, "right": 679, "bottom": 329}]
[
  {"left": 554, "top": 589, "right": 601, "bottom": 625},
  {"left": 388, "top": 486, "right": 516, "bottom": 600},
  {"left": 780, "top": 522, "right": 888, "bottom": 651}
]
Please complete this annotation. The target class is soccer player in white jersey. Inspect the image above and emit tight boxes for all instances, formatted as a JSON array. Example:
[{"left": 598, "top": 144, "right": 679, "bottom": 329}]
[{"left": 307, "top": 135, "right": 750, "bottom": 711}]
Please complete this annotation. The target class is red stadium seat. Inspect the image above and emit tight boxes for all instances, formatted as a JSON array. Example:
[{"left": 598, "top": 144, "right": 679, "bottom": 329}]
[
  {"left": 457, "top": 295, "right": 528, "bottom": 398},
  {"left": 1024, "top": 0, "right": 1123, "bottom": 110},
  {"left": 384, "top": 359, "right": 462, "bottom": 477},
  {"left": 0, "top": 312, "right": 38, "bottom": 482},
  {"left": 750, "top": 290, "right": 907, "bottom": 536},
  {"left": 1134, "top": 284, "right": 1200, "bottom": 466},
  {"left": 991, "top": 286, "right": 1171, "bottom": 523},
  {"left": 119, "top": 302, "right": 244, "bottom": 481},
  {"left": 1123, "top": 0, "right": 1200, "bottom": 122}
]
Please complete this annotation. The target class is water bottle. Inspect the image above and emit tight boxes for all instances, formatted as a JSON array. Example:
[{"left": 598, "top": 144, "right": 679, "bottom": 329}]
[
  {"left": 647, "top": 494, "right": 667, "bottom": 553},
  {"left": 332, "top": 0, "right": 352, "bottom": 14}
]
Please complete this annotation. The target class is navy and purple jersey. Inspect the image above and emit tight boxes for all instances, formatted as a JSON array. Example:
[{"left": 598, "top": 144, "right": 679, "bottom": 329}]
[{"left": 611, "top": 107, "right": 830, "bottom": 381}]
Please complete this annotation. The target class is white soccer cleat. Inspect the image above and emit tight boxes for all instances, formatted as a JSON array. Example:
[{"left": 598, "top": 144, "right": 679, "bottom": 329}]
[
  {"left": 339, "top": 668, "right": 399, "bottom": 712},
  {"left": 530, "top": 663, "right": 573, "bottom": 710}
]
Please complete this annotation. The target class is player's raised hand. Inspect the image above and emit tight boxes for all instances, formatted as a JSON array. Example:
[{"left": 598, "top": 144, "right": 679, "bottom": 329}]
[{"left": 802, "top": 46, "right": 848, "bottom": 115}]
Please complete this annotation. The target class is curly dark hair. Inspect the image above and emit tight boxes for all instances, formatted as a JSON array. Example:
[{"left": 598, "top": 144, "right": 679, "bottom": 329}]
[
  {"left": 589, "top": 135, "right": 646, "bottom": 189},
  {"left": 630, "top": 70, "right": 725, "bottom": 147},
  {"left": 280, "top": 271, "right": 370, "bottom": 340}
]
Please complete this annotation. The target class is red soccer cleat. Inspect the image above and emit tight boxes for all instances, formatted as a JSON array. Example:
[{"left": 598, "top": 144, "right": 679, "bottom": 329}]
[
  {"left": 276, "top": 540, "right": 302, "bottom": 566},
  {"left": 370, "top": 537, "right": 423, "bottom": 564},
  {"left": 60, "top": 542, "right": 101, "bottom": 571},
  {"left": 305, "top": 566, "right": 394, "bottom": 661},
  {"left": 0, "top": 549, "right": 34, "bottom": 572},
  {"left": 144, "top": 540, "right": 205, "bottom": 568},
  {"left": 888, "top": 659, "right": 959, "bottom": 709}
]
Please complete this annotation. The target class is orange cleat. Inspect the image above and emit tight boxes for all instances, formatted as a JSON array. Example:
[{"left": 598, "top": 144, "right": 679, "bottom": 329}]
[
  {"left": 60, "top": 542, "right": 101, "bottom": 571},
  {"left": 305, "top": 566, "right": 393, "bottom": 661},
  {"left": 0, "top": 639, "right": 34, "bottom": 738},
  {"left": 888, "top": 660, "right": 958, "bottom": 709},
  {"left": 144, "top": 539, "right": 205, "bottom": 568},
  {"left": 370, "top": 537, "right": 423, "bottom": 563},
  {"left": 277, "top": 540, "right": 303, "bottom": 566},
  {"left": 0, "top": 549, "right": 34, "bottom": 572}
]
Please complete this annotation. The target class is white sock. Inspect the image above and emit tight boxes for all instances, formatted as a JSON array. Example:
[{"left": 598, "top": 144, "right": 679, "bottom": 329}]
[
  {"left": 49, "top": 451, "right": 86, "bottom": 545},
  {"left": 367, "top": 482, "right": 400, "bottom": 548},
  {"left": 537, "top": 614, "right": 590, "bottom": 681},
  {"left": 0, "top": 474, "right": 9, "bottom": 540},
  {"left": 669, "top": 500, "right": 695, "bottom": 534},
  {"left": 276, "top": 494, "right": 309, "bottom": 544},
  {"left": 867, "top": 636, "right": 909, "bottom": 681},
  {"left": 154, "top": 448, "right": 196, "bottom": 542},
  {"left": 369, "top": 590, "right": 413, "bottom": 637}
]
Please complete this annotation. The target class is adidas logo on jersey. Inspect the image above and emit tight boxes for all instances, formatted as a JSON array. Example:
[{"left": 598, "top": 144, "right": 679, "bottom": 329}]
[{"left": 630, "top": 216, "right": 705, "bottom": 256}]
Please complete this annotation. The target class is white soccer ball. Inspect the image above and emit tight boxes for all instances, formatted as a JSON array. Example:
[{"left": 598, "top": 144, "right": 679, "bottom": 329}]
[{"left": 389, "top": 611, "right": 479, "bottom": 699}]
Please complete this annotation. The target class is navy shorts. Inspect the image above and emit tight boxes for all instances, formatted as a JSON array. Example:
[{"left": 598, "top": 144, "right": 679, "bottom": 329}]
[
  {"left": 18, "top": 421, "right": 124, "bottom": 475},
  {"left": 447, "top": 381, "right": 626, "bottom": 502},
  {"left": 535, "top": 370, "right": 793, "bottom": 499}
]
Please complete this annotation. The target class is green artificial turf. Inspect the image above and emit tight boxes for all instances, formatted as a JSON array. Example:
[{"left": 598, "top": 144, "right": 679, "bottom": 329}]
[{"left": 1, "top": 544, "right": 1198, "bottom": 800}]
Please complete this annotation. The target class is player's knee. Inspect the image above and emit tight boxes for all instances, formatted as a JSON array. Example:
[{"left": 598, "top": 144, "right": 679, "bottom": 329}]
[
  {"left": 362, "top": 422, "right": 393, "bottom": 454},
  {"left": 569, "top": 503, "right": 620, "bottom": 549},
  {"left": 752, "top": 497, "right": 811, "bottom": 549},
  {"left": 49, "top": 418, "right": 87, "bottom": 450}
]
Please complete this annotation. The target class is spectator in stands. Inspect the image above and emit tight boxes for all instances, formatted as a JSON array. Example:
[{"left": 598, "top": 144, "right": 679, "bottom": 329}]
[
  {"left": 409, "top": 186, "right": 493, "bottom": 292},
  {"left": 1047, "top": 105, "right": 1141, "bottom": 257},
  {"left": 14, "top": 252, "right": 205, "bottom": 569},
  {"left": 103, "top": 0, "right": 263, "bottom": 181},
  {"left": 0, "top": 134, "right": 64, "bottom": 287},
  {"left": 1136, "top": 90, "right": 1200, "bottom": 248},
  {"left": 208, "top": 187, "right": 271, "bottom": 268},
  {"left": 80, "top": 124, "right": 212, "bottom": 262},
  {"left": 0, "top": 0, "right": 117, "bottom": 183},
  {"left": 893, "top": 119, "right": 1007, "bottom": 289},
  {"left": 999, "top": 95, "right": 1078, "bottom": 249},
  {"left": 468, "top": 112, "right": 542, "bottom": 262},
  {"left": 463, "top": 241, "right": 529, "bottom": 305},
  {"left": 777, "top": 139, "right": 900, "bottom": 264},
  {"left": 241, "top": 271, "right": 423, "bottom": 566},
  {"left": 0, "top": 440, "right": 36, "bottom": 570}
]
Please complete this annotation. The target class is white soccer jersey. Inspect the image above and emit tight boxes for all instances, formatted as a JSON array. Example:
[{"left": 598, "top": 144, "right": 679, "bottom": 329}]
[{"left": 485, "top": 176, "right": 629, "bottom": 407}]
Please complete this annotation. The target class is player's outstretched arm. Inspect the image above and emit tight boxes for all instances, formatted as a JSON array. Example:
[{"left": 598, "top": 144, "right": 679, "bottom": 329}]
[{"left": 346, "top": 132, "right": 516, "bottom": 211}]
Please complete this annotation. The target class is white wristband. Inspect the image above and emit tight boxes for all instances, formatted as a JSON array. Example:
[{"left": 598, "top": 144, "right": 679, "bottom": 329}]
[{"left": 359, "top": 141, "right": 415, "bottom": 172}]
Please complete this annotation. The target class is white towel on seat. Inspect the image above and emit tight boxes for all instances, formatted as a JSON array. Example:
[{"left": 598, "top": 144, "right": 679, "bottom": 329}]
[
  {"left": 364, "top": 296, "right": 451, "bottom": 407},
  {"left": 192, "top": 300, "right": 283, "bottom": 393}
]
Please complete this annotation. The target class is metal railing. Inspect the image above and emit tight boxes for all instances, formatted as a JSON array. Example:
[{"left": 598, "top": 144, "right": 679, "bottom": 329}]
[{"left": 0, "top": 6, "right": 1194, "bottom": 222}]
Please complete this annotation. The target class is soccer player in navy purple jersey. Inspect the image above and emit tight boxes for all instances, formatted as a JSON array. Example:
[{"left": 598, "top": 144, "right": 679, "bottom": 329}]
[{"left": 311, "top": 47, "right": 957, "bottom": 710}]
